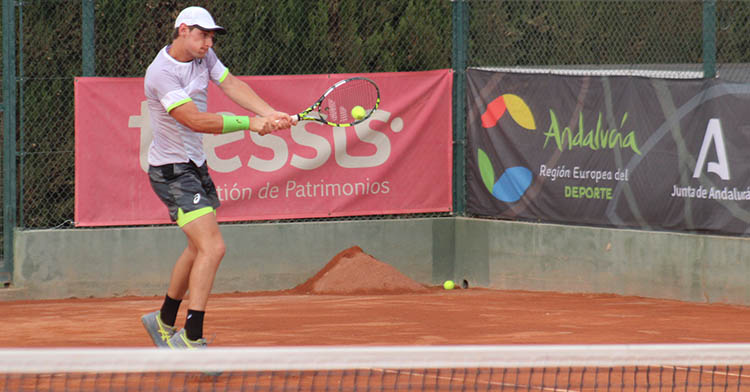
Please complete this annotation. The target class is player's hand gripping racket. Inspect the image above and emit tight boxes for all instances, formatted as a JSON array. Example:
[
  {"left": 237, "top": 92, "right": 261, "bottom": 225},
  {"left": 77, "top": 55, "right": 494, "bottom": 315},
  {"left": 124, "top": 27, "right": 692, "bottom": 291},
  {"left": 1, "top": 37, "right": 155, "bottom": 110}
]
[{"left": 292, "top": 77, "right": 380, "bottom": 127}]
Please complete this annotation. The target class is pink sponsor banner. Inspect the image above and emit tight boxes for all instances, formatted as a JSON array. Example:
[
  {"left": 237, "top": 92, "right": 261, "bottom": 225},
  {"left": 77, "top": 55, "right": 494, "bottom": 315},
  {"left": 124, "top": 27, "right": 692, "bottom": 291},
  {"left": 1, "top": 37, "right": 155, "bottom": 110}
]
[{"left": 74, "top": 70, "right": 453, "bottom": 226}]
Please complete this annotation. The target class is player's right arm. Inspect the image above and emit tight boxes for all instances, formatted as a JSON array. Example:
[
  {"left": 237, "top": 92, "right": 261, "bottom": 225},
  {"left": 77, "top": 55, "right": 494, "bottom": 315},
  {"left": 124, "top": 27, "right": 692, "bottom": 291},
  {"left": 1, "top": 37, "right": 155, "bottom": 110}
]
[
  {"left": 169, "top": 100, "right": 277, "bottom": 135},
  {"left": 146, "top": 61, "right": 282, "bottom": 136}
]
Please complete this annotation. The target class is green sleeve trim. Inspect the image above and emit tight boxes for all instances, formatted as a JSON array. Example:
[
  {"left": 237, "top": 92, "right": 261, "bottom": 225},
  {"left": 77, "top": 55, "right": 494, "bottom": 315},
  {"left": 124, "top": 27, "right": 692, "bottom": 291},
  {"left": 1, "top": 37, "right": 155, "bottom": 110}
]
[
  {"left": 222, "top": 115, "right": 250, "bottom": 133},
  {"left": 167, "top": 98, "right": 192, "bottom": 113},
  {"left": 218, "top": 68, "right": 229, "bottom": 84},
  {"left": 177, "top": 206, "right": 215, "bottom": 227}
]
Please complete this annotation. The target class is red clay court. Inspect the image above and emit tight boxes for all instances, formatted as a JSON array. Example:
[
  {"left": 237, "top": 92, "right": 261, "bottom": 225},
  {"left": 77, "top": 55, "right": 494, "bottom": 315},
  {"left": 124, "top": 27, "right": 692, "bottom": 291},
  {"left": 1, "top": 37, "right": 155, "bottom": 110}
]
[
  {"left": 2, "top": 246, "right": 749, "bottom": 348},
  {"left": 2, "top": 247, "right": 750, "bottom": 391}
]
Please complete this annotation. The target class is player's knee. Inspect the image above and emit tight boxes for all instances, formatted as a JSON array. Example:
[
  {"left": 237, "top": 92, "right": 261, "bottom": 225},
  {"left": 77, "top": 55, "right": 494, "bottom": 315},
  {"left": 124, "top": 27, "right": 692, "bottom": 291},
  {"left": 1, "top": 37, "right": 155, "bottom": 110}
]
[
  {"left": 186, "top": 241, "right": 199, "bottom": 256},
  {"left": 211, "top": 239, "right": 226, "bottom": 261},
  {"left": 201, "top": 235, "right": 225, "bottom": 263}
]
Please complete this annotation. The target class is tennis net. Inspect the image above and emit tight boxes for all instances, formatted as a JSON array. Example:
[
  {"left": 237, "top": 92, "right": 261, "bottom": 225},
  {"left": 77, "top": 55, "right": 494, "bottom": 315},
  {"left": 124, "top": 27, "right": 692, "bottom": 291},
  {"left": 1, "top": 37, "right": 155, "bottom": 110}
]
[{"left": 1, "top": 344, "right": 750, "bottom": 391}]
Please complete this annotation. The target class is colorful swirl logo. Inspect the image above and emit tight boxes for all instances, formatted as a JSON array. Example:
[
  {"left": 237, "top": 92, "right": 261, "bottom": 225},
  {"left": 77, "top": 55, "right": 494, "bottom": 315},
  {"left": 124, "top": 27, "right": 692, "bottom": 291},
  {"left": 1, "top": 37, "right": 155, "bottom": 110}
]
[{"left": 478, "top": 94, "right": 536, "bottom": 203}]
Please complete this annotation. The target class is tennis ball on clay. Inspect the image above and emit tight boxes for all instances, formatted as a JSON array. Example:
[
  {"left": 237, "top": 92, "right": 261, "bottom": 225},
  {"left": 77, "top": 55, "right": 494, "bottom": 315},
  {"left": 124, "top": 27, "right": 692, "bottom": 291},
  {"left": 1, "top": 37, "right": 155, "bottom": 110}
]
[
  {"left": 351, "top": 105, "right": 366, "bottom": 120},
  {"left": 443, "top": 280, "right": 455, "bottom": 290}
]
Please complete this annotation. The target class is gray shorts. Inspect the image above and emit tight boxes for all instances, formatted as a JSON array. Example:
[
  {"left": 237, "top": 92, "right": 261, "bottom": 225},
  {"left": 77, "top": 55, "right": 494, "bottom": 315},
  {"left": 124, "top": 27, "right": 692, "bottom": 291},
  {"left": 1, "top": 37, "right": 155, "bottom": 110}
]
[{"left": 148, "top": 161, "right": 220, "bottom": 226}]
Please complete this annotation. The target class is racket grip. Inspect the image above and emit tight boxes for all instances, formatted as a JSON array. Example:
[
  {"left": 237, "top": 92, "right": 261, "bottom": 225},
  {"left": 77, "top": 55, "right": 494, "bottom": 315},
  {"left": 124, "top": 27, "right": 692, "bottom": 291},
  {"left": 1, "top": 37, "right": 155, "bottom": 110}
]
[{"left": 275, "top": 115, "right": 298, "bottom": 124}]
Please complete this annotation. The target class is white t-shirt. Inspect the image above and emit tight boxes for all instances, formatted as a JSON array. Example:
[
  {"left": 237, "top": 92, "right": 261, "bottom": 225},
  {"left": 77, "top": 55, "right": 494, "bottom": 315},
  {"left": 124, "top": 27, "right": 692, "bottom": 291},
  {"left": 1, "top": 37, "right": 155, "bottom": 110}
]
[{"left": 144, "top": 46, "right": 228, "bottom": 167}]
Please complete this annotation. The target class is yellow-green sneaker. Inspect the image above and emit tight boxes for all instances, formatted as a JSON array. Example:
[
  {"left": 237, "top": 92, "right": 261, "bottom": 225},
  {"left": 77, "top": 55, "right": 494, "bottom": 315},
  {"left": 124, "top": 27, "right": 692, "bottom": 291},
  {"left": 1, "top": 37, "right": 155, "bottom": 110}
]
[
  {"left": 167, "top": 328, "right": 207, "bottom": 349},
  {"left": 168, "top": 329, "right": 221, "bottom": 376},
  {"left": 141, "top": 311, "right": 176, "bottom": 348}
]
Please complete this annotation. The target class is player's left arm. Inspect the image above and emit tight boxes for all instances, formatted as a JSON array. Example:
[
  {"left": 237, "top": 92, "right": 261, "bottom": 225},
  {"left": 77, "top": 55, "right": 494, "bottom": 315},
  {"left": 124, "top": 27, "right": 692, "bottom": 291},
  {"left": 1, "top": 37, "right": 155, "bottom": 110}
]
[{"left": 218, "top": 72, "right": 295, "bottom": 128}]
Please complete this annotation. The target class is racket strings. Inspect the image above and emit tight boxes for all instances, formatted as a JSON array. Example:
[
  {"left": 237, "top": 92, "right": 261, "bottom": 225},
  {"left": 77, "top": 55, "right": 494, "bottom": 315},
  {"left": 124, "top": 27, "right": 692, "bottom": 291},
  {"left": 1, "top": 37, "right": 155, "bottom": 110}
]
[{"left": 319, "top": 79, "right": 379, "bottom": 124}]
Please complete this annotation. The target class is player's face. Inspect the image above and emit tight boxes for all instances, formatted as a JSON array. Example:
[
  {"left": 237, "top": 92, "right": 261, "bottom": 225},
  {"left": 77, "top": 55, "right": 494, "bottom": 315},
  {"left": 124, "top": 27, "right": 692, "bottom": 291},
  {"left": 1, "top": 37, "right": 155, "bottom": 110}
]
[{"left": 185, "top": 27, "right": 215, "bottom": 59}]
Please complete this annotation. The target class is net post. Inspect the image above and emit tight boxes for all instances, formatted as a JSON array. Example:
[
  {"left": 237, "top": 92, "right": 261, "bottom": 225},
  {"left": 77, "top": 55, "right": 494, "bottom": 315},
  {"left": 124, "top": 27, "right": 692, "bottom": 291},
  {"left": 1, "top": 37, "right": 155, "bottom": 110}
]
[
  {"left": 451, "top": 0, "right": 468, "bottom": 215},
  {"left": 2, "top": 0, "right": 17, "bottom": 285},
  {"left": 82, "top": 0, "right": 95, "bottom": 76},
  {"left": 702, "top": 0, "right": 717, "bottom": 78}
]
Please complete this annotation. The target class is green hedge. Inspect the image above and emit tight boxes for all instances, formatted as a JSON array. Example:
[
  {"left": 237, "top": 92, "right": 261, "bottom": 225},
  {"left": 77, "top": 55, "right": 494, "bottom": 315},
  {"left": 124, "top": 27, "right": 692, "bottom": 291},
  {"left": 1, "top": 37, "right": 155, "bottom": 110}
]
[{"left": 92, "top": 1, "right": 452, "bottom": 77}]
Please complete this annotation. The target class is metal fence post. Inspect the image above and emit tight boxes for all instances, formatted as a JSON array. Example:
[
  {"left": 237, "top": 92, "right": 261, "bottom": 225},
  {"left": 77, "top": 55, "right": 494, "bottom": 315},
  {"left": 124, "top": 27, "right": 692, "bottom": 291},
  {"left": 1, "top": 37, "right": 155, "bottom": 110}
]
[
  {"left": 452, "top": 0, "right": 468, "bottom": 215},
  {"left": 703, "top": 0, "right": 716, "bottom": 78},
  {"left": 82, "top": 0, "right": 95, "bottom": 76},
  {"left": 2, "top": 0, "right": 17, "bottom": 284}
]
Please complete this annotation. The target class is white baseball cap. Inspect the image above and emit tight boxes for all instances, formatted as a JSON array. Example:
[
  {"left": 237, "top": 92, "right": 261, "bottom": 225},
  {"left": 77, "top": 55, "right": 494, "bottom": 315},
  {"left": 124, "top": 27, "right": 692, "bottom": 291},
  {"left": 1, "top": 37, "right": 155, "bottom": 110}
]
[{"left": 174, "top": 6, "right": 226, "bottom": 34}]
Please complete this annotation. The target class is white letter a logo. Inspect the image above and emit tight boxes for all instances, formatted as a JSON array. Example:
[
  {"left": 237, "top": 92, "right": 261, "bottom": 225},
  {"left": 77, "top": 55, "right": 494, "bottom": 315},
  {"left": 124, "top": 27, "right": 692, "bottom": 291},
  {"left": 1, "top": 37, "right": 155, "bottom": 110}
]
[{"left": 693, "top": 118, "right": 730, "bottom": 180}]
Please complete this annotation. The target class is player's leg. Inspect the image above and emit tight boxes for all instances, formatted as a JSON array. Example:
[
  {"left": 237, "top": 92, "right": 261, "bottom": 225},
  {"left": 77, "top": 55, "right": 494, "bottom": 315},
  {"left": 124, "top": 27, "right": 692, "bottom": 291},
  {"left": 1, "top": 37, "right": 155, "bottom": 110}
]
[
  {"left": 167, "top": 161, "right": 224, "bottom": 348},
  {"left": 155, "top": 240, "right": 197, "bottom": 326},
  {"left": 165, "top": 239, "right": 198, "bottom": 303},
  {"left": 181, "top": 211, "right": 225, "bottom": 312},
  {"left": 141, "top": 164, "right": 187, "bottom": 346},
  {"left": 143, "top": 161, "right": 221, "bottom": 347},
  {"left": 167, "top": 210, "right": 225, "bottom": 348},
  {"left": 141, "top": 239, "right": 197, "bottom": 347}
]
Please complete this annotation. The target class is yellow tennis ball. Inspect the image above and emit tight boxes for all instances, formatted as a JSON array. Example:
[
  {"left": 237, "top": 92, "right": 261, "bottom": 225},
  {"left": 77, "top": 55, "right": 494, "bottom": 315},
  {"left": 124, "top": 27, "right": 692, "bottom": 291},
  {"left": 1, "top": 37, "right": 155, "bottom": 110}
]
[
  {"left": 443, "top": 280, "right": 455, "bottom": 290},
  {"left": 351, "top": 105, "right": 366, "bottom": 120}
]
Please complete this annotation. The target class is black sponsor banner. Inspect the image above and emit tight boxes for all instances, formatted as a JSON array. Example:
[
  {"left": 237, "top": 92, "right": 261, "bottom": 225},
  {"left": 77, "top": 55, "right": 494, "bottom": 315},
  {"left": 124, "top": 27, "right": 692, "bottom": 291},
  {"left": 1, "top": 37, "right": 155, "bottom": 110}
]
[{"left": 466, "top": 68, "right": 750, "bottom": 235}]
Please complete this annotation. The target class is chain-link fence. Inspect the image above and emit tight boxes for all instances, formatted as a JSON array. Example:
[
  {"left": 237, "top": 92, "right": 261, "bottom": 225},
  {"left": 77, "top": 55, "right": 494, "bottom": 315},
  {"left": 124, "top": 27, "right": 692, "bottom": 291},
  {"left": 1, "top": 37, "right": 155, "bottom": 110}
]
[
  {"left": 14, "top": 0, "right": 454, "bottom": 234},
  {"left": 469, "top": 0, "right": 750, "bottom": 81},
  {"left": 93, "top": 1, "right": 453, "bottom": 77},
  {"left": 3, "top": 0, "right": 750, "bottom": 279},
  {"left": 1, "top": 0, "right": 7, "bottom": 283},
  {"left": 1, "top": 42, "right": 4, "bottom": 281},
  {"left": 470, "top": 1, "right": 701, "bottom": 77}
]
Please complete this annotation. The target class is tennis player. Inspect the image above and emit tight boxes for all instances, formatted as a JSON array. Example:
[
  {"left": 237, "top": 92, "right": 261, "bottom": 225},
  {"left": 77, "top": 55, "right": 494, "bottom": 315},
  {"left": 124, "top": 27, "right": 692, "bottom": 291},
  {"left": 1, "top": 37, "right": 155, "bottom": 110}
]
[{"left": 140, "top": 6, "right": 295, "bottom": 349}]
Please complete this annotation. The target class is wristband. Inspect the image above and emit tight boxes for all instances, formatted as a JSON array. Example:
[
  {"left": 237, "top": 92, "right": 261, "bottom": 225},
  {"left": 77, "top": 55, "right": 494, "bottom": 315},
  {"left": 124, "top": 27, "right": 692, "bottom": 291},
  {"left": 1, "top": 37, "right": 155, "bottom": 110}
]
[{"left": 222, "top": 115, "right": 250, "bottom": 133}]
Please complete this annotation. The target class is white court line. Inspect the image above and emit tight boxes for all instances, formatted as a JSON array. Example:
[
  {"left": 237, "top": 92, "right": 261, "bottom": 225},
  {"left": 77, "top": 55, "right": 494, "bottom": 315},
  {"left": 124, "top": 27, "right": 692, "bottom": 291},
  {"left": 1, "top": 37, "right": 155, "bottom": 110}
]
[
  {"left": 374, "top": 368, "right": 579, "bottom": 392},
  {"left": 374, "top": 365, "right": 750, "bottom": 391},
  {"left": 667, "top": 365, "right": 750, "bottom": 380}
]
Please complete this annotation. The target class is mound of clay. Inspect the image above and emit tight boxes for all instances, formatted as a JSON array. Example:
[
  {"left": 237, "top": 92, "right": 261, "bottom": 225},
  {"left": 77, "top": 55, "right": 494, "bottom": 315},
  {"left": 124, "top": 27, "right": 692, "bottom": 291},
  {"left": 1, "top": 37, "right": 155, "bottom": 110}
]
[{"left": 291, "top": 246, "right": 429, "bottom": 295}]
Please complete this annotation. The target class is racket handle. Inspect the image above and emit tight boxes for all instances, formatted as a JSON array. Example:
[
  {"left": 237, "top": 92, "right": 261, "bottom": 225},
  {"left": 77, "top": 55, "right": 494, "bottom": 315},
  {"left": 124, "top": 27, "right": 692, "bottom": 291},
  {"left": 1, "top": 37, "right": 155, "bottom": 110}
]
[{"left": 274, "top": 114, "right": 298, "bottom": 124}]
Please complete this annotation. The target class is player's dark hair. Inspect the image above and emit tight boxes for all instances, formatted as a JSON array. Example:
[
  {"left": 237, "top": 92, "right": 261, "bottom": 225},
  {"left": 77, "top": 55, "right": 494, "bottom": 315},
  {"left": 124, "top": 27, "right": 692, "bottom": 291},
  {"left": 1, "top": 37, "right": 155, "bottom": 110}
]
[
  {"left": 172, "top": 26, "right": 216, "bottom": 41},
  {"left": 172, "top": 25, "right": 198, "bottom": 40}
]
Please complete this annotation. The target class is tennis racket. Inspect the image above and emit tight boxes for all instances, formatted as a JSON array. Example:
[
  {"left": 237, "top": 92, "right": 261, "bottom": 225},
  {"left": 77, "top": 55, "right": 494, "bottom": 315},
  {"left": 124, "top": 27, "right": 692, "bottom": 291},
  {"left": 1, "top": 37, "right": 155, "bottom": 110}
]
[{"left": 292, "top": 77, "right": 380, "bottom": 127}]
